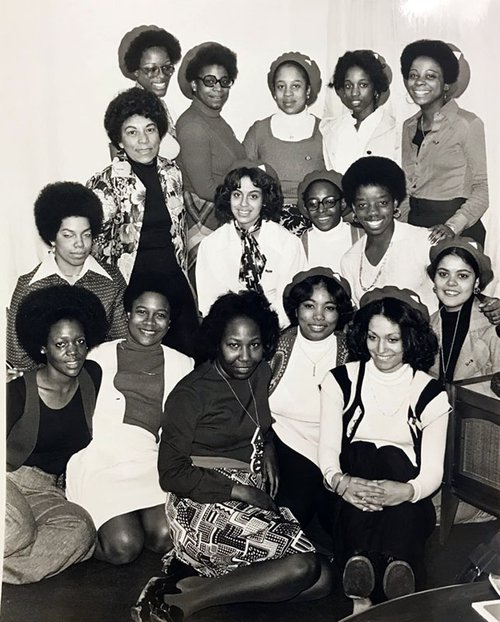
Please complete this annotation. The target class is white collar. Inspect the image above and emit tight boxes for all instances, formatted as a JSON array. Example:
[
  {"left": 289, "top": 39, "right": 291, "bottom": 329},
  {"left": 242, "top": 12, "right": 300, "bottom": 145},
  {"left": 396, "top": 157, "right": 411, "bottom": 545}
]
[
  {"left": 29, "top": 253, "right": 112, "bottom": 285},
  {"left": 270, "top": 108, "right": 315, "bottom": 141}
]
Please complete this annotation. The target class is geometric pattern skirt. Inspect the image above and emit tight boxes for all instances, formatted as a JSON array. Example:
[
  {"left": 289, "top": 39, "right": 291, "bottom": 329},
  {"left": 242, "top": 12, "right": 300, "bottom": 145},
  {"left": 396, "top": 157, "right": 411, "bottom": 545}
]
[{"left": 165, "top": 468, "right": 316, "bottom": 578}]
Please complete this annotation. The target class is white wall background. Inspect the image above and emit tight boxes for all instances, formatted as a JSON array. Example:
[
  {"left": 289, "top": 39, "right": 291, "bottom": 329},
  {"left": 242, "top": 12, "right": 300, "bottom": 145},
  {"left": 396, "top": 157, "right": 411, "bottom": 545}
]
[{"left": 3, "top": 0, "right": 499, "bottom": 296}]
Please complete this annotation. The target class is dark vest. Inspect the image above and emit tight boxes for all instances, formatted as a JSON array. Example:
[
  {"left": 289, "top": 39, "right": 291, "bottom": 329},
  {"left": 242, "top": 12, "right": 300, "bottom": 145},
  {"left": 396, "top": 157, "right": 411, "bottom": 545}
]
[{"left": 7, "top": 366, "right": 96, "bottom": 472}]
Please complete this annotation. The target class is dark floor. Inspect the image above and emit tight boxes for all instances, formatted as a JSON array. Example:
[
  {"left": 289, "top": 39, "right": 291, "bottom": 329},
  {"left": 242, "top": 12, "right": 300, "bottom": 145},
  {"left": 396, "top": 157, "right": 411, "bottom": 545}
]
[{"left": 1, "top": 520, "right": 497, "bottom": 622}]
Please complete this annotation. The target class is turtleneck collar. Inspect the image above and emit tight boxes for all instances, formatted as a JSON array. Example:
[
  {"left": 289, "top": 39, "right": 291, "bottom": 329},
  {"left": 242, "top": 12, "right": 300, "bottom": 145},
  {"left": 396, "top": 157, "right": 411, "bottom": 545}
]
[
  {"left": 366, "top": 358, "right": 412, "bottom": 384},
  {"left": 296, "top": 326, "right": 337, "bottom": 353},
  {"left": 121, "top": 333, "right": 163, "bottom": 354},
  {"left": 192, "top": 96, "right": 222, "bottom": 118}
]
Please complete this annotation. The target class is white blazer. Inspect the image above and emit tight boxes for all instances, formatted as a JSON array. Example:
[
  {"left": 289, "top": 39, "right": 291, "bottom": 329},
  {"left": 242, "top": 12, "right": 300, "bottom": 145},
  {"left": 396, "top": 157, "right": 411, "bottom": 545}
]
[{"left": 196, "top": 219, "right": 307, "bottom": 327}]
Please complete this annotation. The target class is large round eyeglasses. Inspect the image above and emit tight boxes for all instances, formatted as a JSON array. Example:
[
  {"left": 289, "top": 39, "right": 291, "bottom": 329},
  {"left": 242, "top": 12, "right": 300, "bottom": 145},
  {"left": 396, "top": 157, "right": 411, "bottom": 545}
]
[
  {"left": 305, "top": 196, "right": 342, "bottom": 212},
  {"left": 197, "top": 75, "right": 234, "bottom": 88}
]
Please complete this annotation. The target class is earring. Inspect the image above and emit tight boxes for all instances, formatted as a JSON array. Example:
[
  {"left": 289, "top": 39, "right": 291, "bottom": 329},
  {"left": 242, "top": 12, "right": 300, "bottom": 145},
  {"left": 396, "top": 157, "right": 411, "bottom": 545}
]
[
  {"left": 432, "top": 286, "right": 437, "bottom": 293},
  {"left": 49, "top": 243, "right": 55, "bottom": 254},
  {"left": 474, "top": 285, "right": 480, "bottom": 294},
  {"left": 393, "top": 206, "right": 401, "bottom": 219},
  {"left": 352, "top": 213, "right": 359, "bottom": 224}
]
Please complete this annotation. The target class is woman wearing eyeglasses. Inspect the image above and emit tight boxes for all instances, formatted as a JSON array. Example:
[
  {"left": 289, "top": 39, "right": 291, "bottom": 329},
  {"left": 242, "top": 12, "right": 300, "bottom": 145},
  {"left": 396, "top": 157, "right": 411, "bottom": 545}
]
[
  {"left": 176, "top": 42, "right": 246, "bottom": 283},
  {"left": 297, "top": 169, "right": 358, "bottom": 273},
  {"left": 87, "top": 87, "right": 199, "bottom": 358},
  {"left": 118, "top": 25, "right": 182, "bottom": 161}
]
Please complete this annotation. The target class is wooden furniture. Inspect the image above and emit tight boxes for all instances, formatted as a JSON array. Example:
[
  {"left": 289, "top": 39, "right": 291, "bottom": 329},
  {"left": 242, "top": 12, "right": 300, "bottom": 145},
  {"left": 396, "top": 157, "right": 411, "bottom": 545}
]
[{"left": 440, "top": 375, "right": 500, "bottom": 544}]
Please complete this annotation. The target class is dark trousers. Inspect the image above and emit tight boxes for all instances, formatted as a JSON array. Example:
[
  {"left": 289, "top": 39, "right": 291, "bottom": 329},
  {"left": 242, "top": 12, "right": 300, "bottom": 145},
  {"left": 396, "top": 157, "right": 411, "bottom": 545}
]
[
  {"left": 274, "top": 435, "right": 328, "bottom": 530},
  {"left": 337, "top": 441, "right": 435, "bottom": 578}
]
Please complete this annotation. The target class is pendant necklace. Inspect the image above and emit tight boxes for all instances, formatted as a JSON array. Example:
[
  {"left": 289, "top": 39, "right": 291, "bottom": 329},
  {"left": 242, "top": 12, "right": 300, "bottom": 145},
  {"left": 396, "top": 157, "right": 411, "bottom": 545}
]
[
  {"left": 214, "top": 361, "right": 264, "bottom": 474},
  {"left": 297, "top": 341, "right": 332, "bottom": 377}
]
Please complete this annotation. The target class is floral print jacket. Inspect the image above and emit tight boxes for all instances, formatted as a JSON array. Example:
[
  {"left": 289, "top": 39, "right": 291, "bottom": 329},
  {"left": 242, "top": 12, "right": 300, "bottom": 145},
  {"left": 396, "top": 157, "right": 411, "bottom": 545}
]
[{"left": 87, "top": 152, "right": 187, "bottom": 282}]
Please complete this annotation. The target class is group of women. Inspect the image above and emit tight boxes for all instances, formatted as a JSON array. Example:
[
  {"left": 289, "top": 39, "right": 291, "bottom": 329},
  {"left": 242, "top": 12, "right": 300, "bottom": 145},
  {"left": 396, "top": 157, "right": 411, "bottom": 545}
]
[{"left": 5, "top": 23, "right": 500, "bottom": 622}]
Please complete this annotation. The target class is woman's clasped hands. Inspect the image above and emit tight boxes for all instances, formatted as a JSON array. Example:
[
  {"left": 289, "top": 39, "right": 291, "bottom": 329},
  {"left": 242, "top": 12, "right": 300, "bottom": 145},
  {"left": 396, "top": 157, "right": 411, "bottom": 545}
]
[{"left": 339, "top": 476, "right": 414, "bottom": 511}]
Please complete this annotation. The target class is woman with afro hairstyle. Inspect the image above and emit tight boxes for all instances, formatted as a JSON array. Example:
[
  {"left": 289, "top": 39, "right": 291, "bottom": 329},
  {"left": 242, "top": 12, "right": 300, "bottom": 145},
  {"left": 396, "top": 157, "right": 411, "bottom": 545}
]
[
  {"left": 321, "top": 50, "right": 399, "bottom": 174},
  {"left": 319, "top": 287, "right": 450, "bottom": 609},
  {"left": 339, "top": 156, "right": 437, "bottom": 313},
  {"left": 87, "top": 87, "right": 200, "bottom": 357},
  {"left": 5, "top": 285, "right": 106, "bottom": 584},
  {"left": 118, "top": 25, "right": 182, "bottom": 160},
  {"left": 175, "top": 42, "right": 246, "bottom": 281},
  {"left": 131, "top": 290, "right": 333, "bottom": 621},
  {"left": 195, "top": 163, "right": 306, "bottom": 327},
  {"left": 243, "top": 51, "right": 324, "bottom": 236},
  {"left": 7, "top": 182, "right": 127, "bottom": 374},
  {"left": 400, "top": 39, "right": 488, "bottom": 245}
]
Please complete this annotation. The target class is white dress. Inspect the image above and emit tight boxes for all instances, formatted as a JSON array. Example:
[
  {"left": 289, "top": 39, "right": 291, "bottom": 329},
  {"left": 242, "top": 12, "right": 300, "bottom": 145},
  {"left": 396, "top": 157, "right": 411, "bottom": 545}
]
[{"left": 65, "top": 340, "right": 193, "bottom": 529}]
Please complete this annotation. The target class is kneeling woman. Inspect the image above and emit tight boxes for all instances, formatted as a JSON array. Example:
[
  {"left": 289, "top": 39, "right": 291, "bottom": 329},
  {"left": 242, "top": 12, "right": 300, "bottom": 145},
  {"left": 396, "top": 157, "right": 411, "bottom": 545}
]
[
  {"left": 66, "top": 275, "right": 193, "bottom": 564},
  {"left": 5, "top": 285, "right": 106, "bottom": 583},
  {"left": 319, "top": 287, "right": 450, "bottom": 605},
  {"left": 149, "top": 291, "right": 332, "bottom": 620}
]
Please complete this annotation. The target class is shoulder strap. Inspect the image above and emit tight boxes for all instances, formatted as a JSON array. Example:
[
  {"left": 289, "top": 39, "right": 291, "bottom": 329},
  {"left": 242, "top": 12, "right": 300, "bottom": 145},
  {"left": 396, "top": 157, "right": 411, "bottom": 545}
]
[{"left": 79, "top": 365, "right": 97, "bottom": 435}]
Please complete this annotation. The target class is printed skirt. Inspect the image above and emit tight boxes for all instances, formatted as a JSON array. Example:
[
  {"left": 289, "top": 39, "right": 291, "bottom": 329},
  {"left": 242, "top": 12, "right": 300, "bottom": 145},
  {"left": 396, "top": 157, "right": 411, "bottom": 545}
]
[{"left": 165, "top": 468, "right": 316, "bottom": 577}]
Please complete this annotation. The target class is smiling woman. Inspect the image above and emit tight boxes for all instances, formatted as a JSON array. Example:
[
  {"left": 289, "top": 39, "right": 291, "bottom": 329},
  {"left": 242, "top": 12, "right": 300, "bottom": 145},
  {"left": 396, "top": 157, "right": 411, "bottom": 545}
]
[
  {"left": 119, "top": 25, "right": 182, "bottom": 160},
  {"left": 195, "top": 164, "right": 307, "bottom": 327},
  {"left": 87, "top": 87, "right": 199, "bottom": 357},
  {"left": 65, "top": 275, "right": 194, "bottom": 567},
  {"left": 319, "top": 286, "right": 450, "bottom": 606},
  {"left": 268, "top": 267, "right": 353, "bottom": 528},
  {"left": 400, "top": 39, "right": 488, "bottom": 245}
]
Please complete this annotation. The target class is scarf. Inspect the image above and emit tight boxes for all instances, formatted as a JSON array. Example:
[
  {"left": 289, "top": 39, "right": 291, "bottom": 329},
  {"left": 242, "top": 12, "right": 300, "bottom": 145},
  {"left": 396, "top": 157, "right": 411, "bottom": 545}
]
[{"left": 234, "top": 219, "right": 267, "bottom": 294}]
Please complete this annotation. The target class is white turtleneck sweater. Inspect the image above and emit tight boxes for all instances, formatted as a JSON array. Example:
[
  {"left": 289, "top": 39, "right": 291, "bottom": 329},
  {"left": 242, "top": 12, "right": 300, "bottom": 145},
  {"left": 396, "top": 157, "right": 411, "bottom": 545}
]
[
  {"left": 304, "top": 222, "right": 356, "bottom": 273},
  {"left": 270, "top": 330, "right": 338, "bottom": 466},
  {"left": 319, "top": 360, "right": 450, "bottom": 502}
]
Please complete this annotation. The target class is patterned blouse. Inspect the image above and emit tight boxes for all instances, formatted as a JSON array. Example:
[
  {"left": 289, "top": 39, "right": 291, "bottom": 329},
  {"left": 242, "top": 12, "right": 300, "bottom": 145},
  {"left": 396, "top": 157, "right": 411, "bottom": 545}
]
[{"left": 87, "top": 152, "right": 187, "bottom": 282}]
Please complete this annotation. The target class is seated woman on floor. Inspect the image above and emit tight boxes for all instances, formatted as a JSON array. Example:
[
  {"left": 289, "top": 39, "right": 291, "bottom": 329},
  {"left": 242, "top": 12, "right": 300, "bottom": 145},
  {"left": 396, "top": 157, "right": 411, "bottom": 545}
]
[
  {"left": 297, "top": 169, "right": 359, "bottom": 272},
  {"left": 65, "top": 275, "right": 193, "bottom": 565},
  {"left": 269, "top": 267, "right": 353, "bottom": 530},
  {"left": 196, "top": 162, "right": 307, "bottom": 327},
  {"left": 7, "top": 181, "right": 127, "bottom": 375},
  {"left": 134, "top": 291, "right": 332, "bottom": 621},
  {"left": 319, "top": 287, "right": 450, "bottom": 608},
  {"left": 5, "top": 285, "right": 107, "bottom": 584}
]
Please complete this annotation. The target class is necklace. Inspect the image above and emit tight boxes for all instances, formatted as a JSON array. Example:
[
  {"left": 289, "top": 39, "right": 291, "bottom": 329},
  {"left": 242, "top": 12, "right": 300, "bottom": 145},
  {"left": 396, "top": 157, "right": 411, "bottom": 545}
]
[
  {"left": 440, "top": 306, "right": 462, "bottom": 381},
  {"left": 419, "top": 116, "right": 431, "bottom": 138},
  {"left": 358, "top": 240, "right": 393, "bottom": 292},
  {"left": 366, "top": 366, "right": 411, "bottom": 417},
  {"left": 214, "top": 361, "right": 264, "bottom": 474},
  {"left": 297, "top": 340, "right": 333, "bottom": 377}
]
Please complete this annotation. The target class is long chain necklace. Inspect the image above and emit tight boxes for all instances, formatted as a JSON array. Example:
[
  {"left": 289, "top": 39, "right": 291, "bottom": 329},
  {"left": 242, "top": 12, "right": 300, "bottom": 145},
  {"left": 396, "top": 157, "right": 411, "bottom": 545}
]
[
  {"left": 419, "top": 115, "right": 431, "bottom": 139},
  {"left": 358, "top": 239, "right": 393, "bottom": 292},
  {"left": 440, "top": 307, "right": 462, "bottom": 381},
  {"left": 214, "top": 361, "right": 264, "bottom": 474}
]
